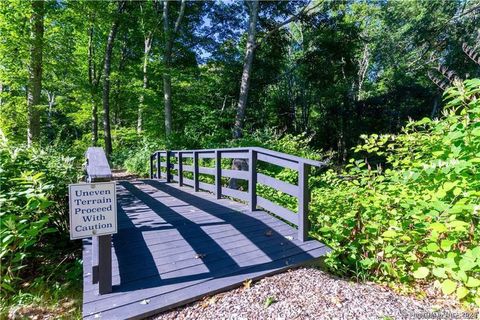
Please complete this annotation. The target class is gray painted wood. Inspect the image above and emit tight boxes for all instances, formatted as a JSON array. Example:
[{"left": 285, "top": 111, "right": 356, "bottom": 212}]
[
  {"left": 257, "top": 173, "right": 298, "bottom": 197},
  {"left": 85, "top": 147, "right": 112, "bottom": 295},
  {"left": 82, "top": 180, "right": 329, "bottom": 319},
  {"left": 98, "top": 234, "right": 112, "bottom": 294},
  {"left": 193, "top": 152, "right": 199, "bottom": 192},
  {"left": 222, "top": 168, "right": 249, "bottom": 180},
  {"left": 177, "top": 152, "right": 183, "bottom": 186},
  {"left": 215, "top": 150, "right": 221, "bottom": 199},
  {"left": 221, "top": 186, "right": 249, "bottom": 201},
  {"left": 257, "top": 152, "right": 297, "bottom": 170},
  {"left": 217, "top": 152, "right": 249, "bottom": 159},
  {"left": 156, "top": 152, "right": 161, "bottom": 179},
  {"left": 151, "top": 146, "right": 323, "bottom": 244},
  {"left": 298, "top": 162, "right": 310, "bottom": 242},
  {"left": 165, "top": 151, "right": 172, "bottom": 183},
  {"left": 248, "top": 149, "right": 257, "bottom": 212},
  {"left": 256, "top": 196, "right": 297, "bottom": 225},
  {"left": 149, "top": 154, "right": 154, "bottom": 179},
  {"left": 86, "top": 147, "right": 112, "bottom": 181},
  {"left": 198, "top": 166, "right": 215, "bottom": 175}
]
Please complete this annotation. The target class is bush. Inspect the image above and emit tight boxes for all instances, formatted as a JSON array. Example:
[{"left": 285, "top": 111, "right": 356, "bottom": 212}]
[
  {"left": 0, "top": 142, "right": 81, "bottom": 297},
  {"left": 310, "top": 79, "right": 480, "bottom": 305}
]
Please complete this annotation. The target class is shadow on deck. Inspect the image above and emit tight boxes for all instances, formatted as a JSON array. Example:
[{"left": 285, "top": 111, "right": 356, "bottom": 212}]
[{"left": 82, "top": 179, "right": 329, "bottom": 320}]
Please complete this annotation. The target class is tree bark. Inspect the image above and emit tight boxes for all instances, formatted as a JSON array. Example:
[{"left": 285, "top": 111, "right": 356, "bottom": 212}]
[
  {"left": 233, "top": 1, "right": 259, "bottom": 139},
  {"left": 161, "top": 0, "right": 185, "bottom": 137},
  {"left": 138, "top": 35, "right": 152, "bottom": 133},
  {"left": 102, "top": 2, "right": 123, "bottom": 157},
  {"left": 27, "top": 0, "right": 44, "bottom": 145},
  {"left": 88, "top": 24, "right": 99, "bottom": 146}
]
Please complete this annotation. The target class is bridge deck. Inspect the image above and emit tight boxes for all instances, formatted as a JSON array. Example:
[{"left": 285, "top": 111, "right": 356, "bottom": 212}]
[{"left": 82, "top": 179, "right": 329, "bottom": 320}]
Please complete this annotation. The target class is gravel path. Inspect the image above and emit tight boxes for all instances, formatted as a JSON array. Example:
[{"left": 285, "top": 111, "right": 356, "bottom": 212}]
[{"left": 153, "top": 268, "right": 476, "bottom": 320}]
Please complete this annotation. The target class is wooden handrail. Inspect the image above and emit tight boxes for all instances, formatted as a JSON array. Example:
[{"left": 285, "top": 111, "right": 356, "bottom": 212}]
[
  {"left": 85, "top": 147, "right": 112, "bottom": 295},
  {"left": 150, "top": 147, "right": 326, "bottom": 242},
  {"left": 86, "top": 147, "right": 112, "bottom": 182}
]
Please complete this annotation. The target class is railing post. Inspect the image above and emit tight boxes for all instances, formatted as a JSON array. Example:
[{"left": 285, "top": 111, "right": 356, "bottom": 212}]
[
  {"left": 178, "top": 152, "right": 183, "bottom": 186},
  {"left": 215, "top": 150, "right": 222, "bottom": 199},
  {"left": 298, "top": 162, "right": 310, "bottom": 242},
  {"left": 98, "top": 234, "right": 112, "bottom": 294},
  {"left": 149, "top": 154, "right": 154, "bottom": 179},
  {"left": 248, "top": 149, "right": 257, "bottom": 212},
  {"left": 166, "top": 150, "right": 172, "bottom": 183},
  {"left": 193, "top": 151, "right": 199, "bottom": 192},
  {"left": 156, "top": 152, "right": 161, "bottom": 179}
]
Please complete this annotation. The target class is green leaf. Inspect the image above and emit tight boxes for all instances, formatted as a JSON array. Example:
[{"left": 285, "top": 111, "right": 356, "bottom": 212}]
[
  {"left": 264, "top": 296, "right": 276, "bottom": 308},
  {"left": 413, "top": 267, "right": 429, "bottom": 279},
  {"left": 440, "top": 239, "right": 454, "bottom": 251},
  {"left": 429, "top": 223, "right": 447, "bottom": 233},
  {"left": 456, "top": 286, "right": 469, "bottom": 300},
  {"left": 432, "top": 267, "right": 447, "bottom": 279},
  {"left": 443, "top": 182, "right": 456, "bottom": 192},
  {"left": 459, "top": 258, "right": 476, "bottom": 272},
  {"left": 471, "top": 127, "right": 480, "bottom": 137},
  {"left": 466, "top": 278, "right": 480, "bottom": 288},
  {"left": 382, "top": 230, "right": 397, "bottom": 238},
  {"left": 441, "top": 279, "right": 457, "bottom": 295},
  {"left": 426, "top": 243, "right": 439, "bottom": 252}
]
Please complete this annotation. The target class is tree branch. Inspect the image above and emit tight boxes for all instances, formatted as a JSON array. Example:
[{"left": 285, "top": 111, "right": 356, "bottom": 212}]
[
  {"left": 173, "top": 0, "right": 186, "bottom": 36},
  {"left": 254, "top": 0, "right": 323, "bottom": 49}
]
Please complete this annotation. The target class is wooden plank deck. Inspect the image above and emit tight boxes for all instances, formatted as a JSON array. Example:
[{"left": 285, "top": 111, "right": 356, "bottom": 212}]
[{"left": 82, "top": 179, "right": 330, "bottom": 320}]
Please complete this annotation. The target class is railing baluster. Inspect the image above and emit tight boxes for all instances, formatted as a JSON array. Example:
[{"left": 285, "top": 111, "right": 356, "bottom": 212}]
[
  {"left": 156, "top": 152, "right": 161, "bottom": 179},
  {"left": 149, "top": 154, "right": 154, "bottom": 179},
  {"left": 248, "top": 149, "right": 257, "bottom": 212},
  {"left": 215, "top": 150, "right": 222, "bottom": 199},
  {"left": 298, "top": 162, "right": 310, "bottom": 242},
  {"left": 166, "top": 150, "right": 171, "bottom": 183},
  {"left": 193, "top": 151, "right": 199, "bottom": 191},
  {"left": 178, "top": 152, "right": 183, "bottom": 186}
]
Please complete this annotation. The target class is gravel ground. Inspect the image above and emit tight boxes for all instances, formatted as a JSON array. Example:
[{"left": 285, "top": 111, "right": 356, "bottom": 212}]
[
  {"left": 153, "top": 268, "right": 476, "bottom": 320},
  {"left": 112, "top": 169, "right": 139, "bottom": 181}
]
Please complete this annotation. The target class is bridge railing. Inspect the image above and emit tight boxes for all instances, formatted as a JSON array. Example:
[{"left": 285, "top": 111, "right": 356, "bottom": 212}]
[
  {"left": 85, "top": 147, "right": 112, "bottom": 295},
  {"left": 150, "top": 147, "right": 326, "bottom": 242}
]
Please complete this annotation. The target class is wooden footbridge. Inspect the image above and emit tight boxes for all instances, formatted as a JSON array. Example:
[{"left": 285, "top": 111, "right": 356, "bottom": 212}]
[{"left": 82, "top": 147, "right": 330, "bottom": 319}]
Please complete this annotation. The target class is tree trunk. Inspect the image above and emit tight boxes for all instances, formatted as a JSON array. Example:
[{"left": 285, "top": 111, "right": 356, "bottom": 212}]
[
  {"left": 27, "top": 0, "right": 44, "bottom": 145},
  {"left": 138, "top": 36, "right": 152, "bottom": 133},
  {"left": 88, "top": 24, "right": 99, "bottom": 146},
  {"left": 163, "top": 56, "right": 173, "bottom": 136},
  {"left": 102, "top": 8, "right": 121, "bottom": 158},
  {"left": 161, "top": 0, "right": 186, "bottom": 137},
  {"left": 162, "top": 0, "right": 173, "bottom": 137},
  {"left": 233, "top": 1, "right": 259, "bottom": 139}
]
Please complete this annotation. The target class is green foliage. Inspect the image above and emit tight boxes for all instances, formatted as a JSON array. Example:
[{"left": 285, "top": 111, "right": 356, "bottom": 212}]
[
  {"left": 0, "top": 140, "right": 81, "bottom": 305},
  {"left": 310, "top": 79, "right": 480, "bottom": 305}
]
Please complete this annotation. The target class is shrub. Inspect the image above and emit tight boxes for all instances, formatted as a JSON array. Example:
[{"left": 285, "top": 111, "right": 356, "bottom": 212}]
[
  {"left": 0, "top": 142, "right": 81, "bottom": 296},
  {"left": 310, "top": 79, "right": 480, "bottom": 305}
]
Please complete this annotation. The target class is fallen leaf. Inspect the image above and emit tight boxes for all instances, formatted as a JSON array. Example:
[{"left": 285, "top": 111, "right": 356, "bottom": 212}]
[
  {"left": 285, "top": 235, "right": 293, "bottom": 240},
  {"left": 195, "top": 253, "right": 207, "bottom": 259},
  {"left": 201, "top": 296, "right": 218, "bottom": 308},
  {"left": 140, "top": 299, "right": 150, "bottom": 305},
  {"left": 243, "top": 279, "right": 252, "bottom": 289},
  {"left": 331, "top": 297, "right": 342, "bottom": 307},
  {"left": 265, "top": 230, "right": 273, "bottom": 237}
]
